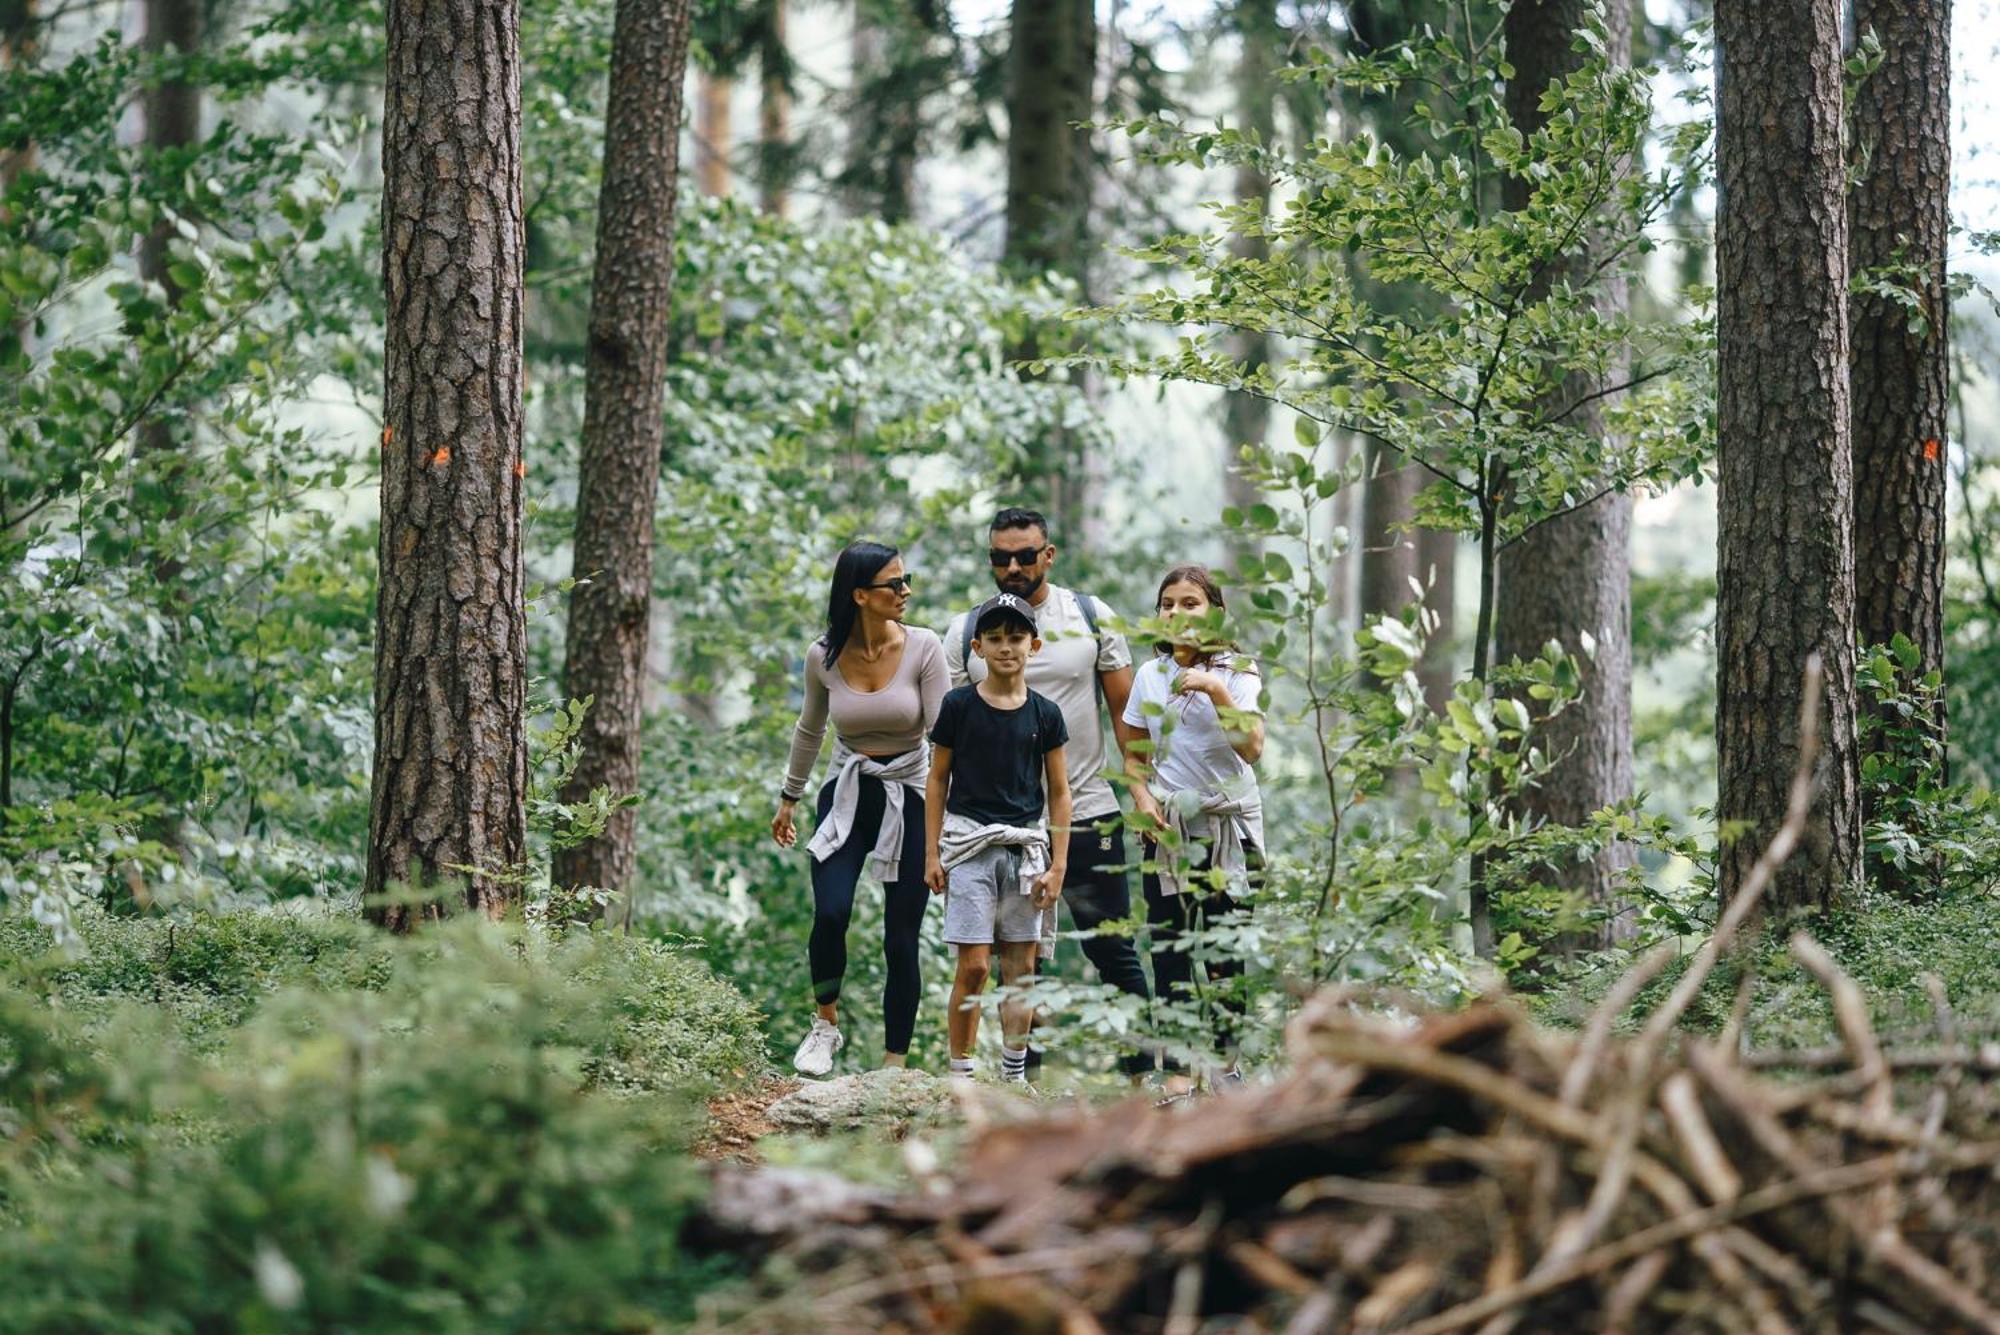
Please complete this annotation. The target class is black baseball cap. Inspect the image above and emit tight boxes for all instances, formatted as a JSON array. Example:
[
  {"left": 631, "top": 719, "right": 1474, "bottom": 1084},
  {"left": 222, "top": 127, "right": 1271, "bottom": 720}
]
[{"left": 972, "top": 593, "right": 1038, "bottom": 636}]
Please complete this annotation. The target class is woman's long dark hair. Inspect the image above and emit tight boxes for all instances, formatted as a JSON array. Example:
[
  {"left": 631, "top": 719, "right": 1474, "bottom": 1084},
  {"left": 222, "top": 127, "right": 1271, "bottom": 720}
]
[{"left": 823, "top": 540, "right": 900, "bottom": 666}]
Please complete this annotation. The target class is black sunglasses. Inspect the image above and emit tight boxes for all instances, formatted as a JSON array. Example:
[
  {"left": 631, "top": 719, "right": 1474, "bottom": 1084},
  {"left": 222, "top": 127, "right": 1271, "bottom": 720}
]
[
  {"left": 988, "top": 545, "right": 1049, "bottom": 569},
  {"left": 863, "top": 574, "right": 914, "bottom": 593}
]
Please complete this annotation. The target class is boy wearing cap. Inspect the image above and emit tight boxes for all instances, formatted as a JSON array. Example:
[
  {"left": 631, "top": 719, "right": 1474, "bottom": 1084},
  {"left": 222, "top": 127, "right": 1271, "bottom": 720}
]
[{"left": 923, "top": 593, "right": 1072, "bottom": 1082}]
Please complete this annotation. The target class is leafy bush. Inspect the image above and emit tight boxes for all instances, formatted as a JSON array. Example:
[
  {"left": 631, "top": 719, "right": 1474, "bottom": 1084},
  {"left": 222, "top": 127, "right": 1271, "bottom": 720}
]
[{"left": 0, "top": 916, "right": 764, "bottom": 1333}]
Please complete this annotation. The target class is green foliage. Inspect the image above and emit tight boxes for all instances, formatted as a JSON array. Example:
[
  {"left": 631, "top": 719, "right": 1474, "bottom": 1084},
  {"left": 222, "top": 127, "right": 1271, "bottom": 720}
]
[{"left": 0, "top": 917, "right": 756, "bottom": 1332}]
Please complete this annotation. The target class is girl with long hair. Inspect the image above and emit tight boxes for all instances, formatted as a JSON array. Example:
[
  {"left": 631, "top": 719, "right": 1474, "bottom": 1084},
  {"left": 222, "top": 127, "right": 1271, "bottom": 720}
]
[
  {"left": 1120, "top": 564, "right": 1266, "bottom": 1086},
  {"left": 773, "top": 540, "right": 948, "bottom": 1075}
]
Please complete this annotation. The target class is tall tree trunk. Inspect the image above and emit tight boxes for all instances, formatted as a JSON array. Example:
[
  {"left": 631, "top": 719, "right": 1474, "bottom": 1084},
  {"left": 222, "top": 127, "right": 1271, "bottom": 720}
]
[
  {"left": 1221, "top": 0, "right": 1279, "bottom": 577},
  {"left": 696, "top": 70, "right": 731, "bottom": 197},
  {"left": 369, "top": 0, "right": 529, "bottom": 927},
  {"left": 1714, "top": 0, "right": 1860, "bottom": 911},
  {"left": 1416, "top": 525, "right": 1456, "bottom": 713},
  {"left": 1359, "top": 445, "right": 1420, "bottom": 629},
  {"left": 758, "top": 0, "right": 790, "bottom": 216},
  {"left": 1495, "top": 0, "right": 1637, "bottom": 947},
  {"left": 1002, "top": 0, "right": 1095, "bottom": 285},
  {"left": 1849, "top": 0, "right": 1950, "bottom": 892},
  {"left": 1, "top": 0, "right": 38, "bottom": 363},
  {"left": 844, "top": 0, "right": 919, "bottom": 222},
  {"left": 1003, "top": 0, "right": 1096, "bottom": 535},
  {"left": 137, "top": 0, "right": 201, "bottom": 582},
  {"left": 553, "top": 0, "right": 693, "bottom": 899}
]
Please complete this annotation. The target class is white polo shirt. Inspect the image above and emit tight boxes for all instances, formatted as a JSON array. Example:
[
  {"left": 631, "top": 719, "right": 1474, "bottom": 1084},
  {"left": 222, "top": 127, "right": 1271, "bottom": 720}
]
[{"left": 943, "top": 584, "right": 1131, "bottom": 823}]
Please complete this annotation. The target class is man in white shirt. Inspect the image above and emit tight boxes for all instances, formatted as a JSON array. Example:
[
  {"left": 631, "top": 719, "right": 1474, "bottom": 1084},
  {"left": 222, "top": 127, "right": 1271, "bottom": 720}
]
[{"left": 943, "top": 507, "right": 1152, "bottom": 1078}]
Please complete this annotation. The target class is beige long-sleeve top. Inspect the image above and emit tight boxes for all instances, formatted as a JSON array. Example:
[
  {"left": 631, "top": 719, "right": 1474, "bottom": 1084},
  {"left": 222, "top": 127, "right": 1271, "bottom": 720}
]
[{"left": 781, "top": 627, "right": 949, "bottom": 801}]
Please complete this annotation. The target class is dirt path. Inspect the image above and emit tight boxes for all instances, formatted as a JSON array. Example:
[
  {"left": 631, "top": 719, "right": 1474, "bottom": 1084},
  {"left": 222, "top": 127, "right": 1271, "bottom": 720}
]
[{"left": 690, "top": 1076, "right": 800, "bottom": 1164}]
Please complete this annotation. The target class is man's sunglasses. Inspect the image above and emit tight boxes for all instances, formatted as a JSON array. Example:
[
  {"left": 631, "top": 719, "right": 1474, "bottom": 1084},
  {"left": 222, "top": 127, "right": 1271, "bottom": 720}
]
[
  {"left": 863, "top": 575, "right": 915, "bottom": 594},
  {"left": 988, "top": 545, "right": 1049, "bottom": 569}
]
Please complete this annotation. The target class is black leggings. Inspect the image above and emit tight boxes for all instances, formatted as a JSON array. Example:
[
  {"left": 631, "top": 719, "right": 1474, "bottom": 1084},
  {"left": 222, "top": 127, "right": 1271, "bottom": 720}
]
[
  {"left": 810, "top": 775, "right": 931, "bottom": 1055},
  {"left": 1143, "top": 840, "right": 1260, "bottom": 1059}
]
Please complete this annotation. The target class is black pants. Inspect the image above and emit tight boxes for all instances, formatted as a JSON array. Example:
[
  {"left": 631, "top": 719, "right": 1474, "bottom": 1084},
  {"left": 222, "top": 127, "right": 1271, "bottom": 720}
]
[
  {"left": 1143, "top": 839, "right": 1259, "bottom": 1061},
  {"left": 810, "top": 775, "right": 930, "bottom": 1056},
  {"left": 1061, "top": 824, "right": 1153, "bottom": 1076}
]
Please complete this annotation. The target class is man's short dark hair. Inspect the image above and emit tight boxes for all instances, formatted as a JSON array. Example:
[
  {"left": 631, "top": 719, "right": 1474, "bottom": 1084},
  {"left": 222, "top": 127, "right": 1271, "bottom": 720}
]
[{"left": 989, "top": 506, "right": 1050, "bottom": 541}]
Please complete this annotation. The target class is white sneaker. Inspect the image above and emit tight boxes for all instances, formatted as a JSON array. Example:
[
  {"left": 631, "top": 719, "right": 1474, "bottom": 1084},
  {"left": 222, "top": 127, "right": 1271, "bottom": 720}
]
[{"left": 792, "top": 1016, "right": 843, "bottom": 1076}]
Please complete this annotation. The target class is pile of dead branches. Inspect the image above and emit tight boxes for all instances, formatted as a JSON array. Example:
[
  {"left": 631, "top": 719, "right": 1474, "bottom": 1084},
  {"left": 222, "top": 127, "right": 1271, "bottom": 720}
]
[{"left": 694, "top": 666, "right": 2000, "bottom": 1335}]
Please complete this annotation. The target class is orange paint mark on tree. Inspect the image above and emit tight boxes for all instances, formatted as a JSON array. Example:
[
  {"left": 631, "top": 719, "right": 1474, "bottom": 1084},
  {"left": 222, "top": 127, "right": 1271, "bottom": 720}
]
[
  {"left": 381, "top": 425, "right": 395, "bottom": 448},
  {"left": 513, "top": 460, "right": 527, "bottom": 478},
  {"left": 429, "top": 447, "right": 451, "bottom": 466},
  {"left": 1923, "top": 438, "right": 1940, "bottom": 461}
]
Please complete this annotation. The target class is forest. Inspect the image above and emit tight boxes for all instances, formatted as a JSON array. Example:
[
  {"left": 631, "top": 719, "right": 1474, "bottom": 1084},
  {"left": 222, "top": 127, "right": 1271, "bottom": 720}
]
[{"left": 5, "top": 0, "right": 2000, "bottom": 1327}]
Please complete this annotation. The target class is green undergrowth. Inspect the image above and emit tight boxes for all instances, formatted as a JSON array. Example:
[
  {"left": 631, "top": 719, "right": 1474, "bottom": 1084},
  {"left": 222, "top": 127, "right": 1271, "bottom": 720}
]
[
  {"left": 0, "top": 909, "right": 769, "bottom": 1333},
  {"left": 1534, "top": 886, "right": 2000, "bottom": 1050}
]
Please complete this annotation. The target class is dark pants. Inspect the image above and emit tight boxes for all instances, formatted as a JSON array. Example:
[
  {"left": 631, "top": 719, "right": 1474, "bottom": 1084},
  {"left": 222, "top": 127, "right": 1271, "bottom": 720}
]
[
  {"left": 810, "top": 775, "right": 930, "bottom": 1056},
  {"left": 1061, "top": 824, "right": 1153, "bottom": 1076},
  {"left": 1143, "top": 838, "right": 1260, "bottom": 1062}
]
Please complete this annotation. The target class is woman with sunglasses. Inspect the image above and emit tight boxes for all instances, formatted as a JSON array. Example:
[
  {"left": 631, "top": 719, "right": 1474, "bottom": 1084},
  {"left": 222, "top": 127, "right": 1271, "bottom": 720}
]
[{"left": 773, "top": 540, "right": 948, "bottom": 1076}]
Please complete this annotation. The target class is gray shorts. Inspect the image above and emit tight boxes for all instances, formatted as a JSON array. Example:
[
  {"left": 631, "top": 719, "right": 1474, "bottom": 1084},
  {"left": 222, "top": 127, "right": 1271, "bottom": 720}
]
[{"left": 942, "top": 845, "right": 1044, "bottom": 946}]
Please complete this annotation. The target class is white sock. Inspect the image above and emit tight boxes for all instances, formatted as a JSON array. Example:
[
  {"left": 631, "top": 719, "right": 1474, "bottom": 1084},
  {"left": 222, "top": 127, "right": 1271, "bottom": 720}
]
[
  {"left": 949, "top": 1057, "right": 976, "bottom": 1076},
  {"left": 1000, "top": 1045, "right": 1029, "bottom": 1079}
]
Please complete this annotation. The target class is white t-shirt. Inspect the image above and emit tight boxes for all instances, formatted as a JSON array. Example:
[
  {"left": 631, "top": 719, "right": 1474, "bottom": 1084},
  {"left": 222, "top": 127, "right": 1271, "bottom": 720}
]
[
  {"left": 944, "top": 585, "right": 1131, "bottom": 822},
  {"left": 1121, "top": 653, "right": 1264, "bottom": 849}
]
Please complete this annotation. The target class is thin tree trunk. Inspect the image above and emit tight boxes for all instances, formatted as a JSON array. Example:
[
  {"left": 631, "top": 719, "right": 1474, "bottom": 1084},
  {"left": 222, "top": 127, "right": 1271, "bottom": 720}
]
[
  {"left": 553, "top": 0, "right": 694, "bottom": 899},
  {"left": 844, "top": 1, "right": 917, "bottom": 222},
  {"left": 1002, "top": 0, "right": 1097, "bottom": 538},
  {"left": 1495, "top": 0, "right": 1637, "bottom": 949},
  {"left": 1849, "top": 0, "right": 1950, "bottom": 893},
  {"left": 1358, "top": 444, "right": 1420, "bottom": 630},
  {"left": 136, "top": 0, "right": 200, "bottom": 581},
  {"left": 1714, "top": 0, "right": 1860, "bottom": 911},
  {"left": 369, "top": 0, "right": 529, "bottom": 927},
  {"left": 758, "top": 0, "right": 790, "bottom": 216},
  {"left": 1221, "top": 0, "right": 1279, "bottom": 577},
  {"left": 1416, "top": 525, "right": 1456, "bottom": 714},
  {"left": 1, "top": 0, "right": 38, "bottom": 362},
  {"left": 696, "top": 70, "right": 731, "bottom": 197}
]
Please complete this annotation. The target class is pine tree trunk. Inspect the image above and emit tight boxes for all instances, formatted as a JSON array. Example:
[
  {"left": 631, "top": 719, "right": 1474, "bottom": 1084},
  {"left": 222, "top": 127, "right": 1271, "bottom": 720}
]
[
  {"left": 1, "top": 0, "right": 38, "bottom": 364},
  {"left": 1494, "top": 0, "right": 1637, "bottom": 946},
  {"left": 369, "top": 0, "right": 529, "bottom": 927},
  {"left": 1003, "top": 0, "right": 1097, "bottom": 536},
  {"left": 696, "top": 71, "right": 731, "bottom": 197},
  {"left": 758, "top": 0, "right": 790, "bottom": 217},
  {"left": 136, "top": 0, "right": 201, "bottom": 581},
  {"left": 1221, "top": 0, "right": 1279, "bottom": 577},
  {"left": 844, "top": 1, "right": 918, "bottom": 223},
  {"left": 551, "top": 0, "right": 693, "bottom": 899},
  {"left": 1849, "top": 0, "right": 1950, "bottom": 892},
  {"left": 1003, "top": 0, "right": 1095, "bottom": 284},
  {"left": 1359, "top": 445, "right": 1420, "bottom": 629},
  {"left": 1417, "top": 525, "right": 1457, "bottom": 713},
  {"left": 1714, "top": 0, "right": 1860, "bottom": 911}
]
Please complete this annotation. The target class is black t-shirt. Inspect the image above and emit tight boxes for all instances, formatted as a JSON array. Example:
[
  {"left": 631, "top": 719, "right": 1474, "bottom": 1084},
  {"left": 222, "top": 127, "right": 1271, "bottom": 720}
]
[{"left": 929, "top": 685, "right": 1069, "bottom": 826}]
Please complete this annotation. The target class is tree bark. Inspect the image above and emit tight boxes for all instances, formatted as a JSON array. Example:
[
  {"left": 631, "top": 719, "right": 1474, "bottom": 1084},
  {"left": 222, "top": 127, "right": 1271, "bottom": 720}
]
[
  {"left": 1359, "top": 445, "right": 1420, "bottom": 629},
  {"left": 1714, "top": 0, "right": 1860, "bottom": 911},
  {"left": 1221, "top": 0, "right": 1279, "bottom": 578},
  {"left": 1002, "top": 0, "right": 1095, "bottom": 286},
  {"left": 553, "top": 0, "right": 693, "bottom": 899},
  {"left": 1002, "top": 0, "right": 1097, "bottom": 537},
  {"left": 369, "top": 0, "right": 529, "bottom": 927},
  {"left": 136, "top": 0, "right": 201, "bottom": 580},
  {"left": 1, "top": 0, "right": 38, "bottom": 363},
  {"left": 1495, "top": 0, "right": 1637, "bottom": 946},
  {"left": 758, "top": 0, "right": 791, "bottom": 217},
  {"left": 696, "top": 70, "right": 732, "bottom": 197},
  {"left": 1849, "top": 0, "right": 1950, "bottom": 887},
  {"left": 1416, "top": 524, "right": 1456, "bottom": 714}
]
